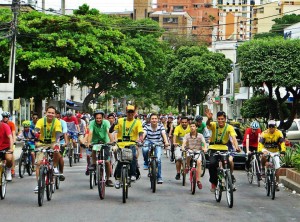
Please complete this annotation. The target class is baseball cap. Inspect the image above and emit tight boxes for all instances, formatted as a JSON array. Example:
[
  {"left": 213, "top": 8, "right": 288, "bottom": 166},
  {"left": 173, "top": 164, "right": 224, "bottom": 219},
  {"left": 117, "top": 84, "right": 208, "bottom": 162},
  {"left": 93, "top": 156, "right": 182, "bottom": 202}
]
[
  {"left": 76, "top": 113, "right": 82, "bottom": 118},
  {"left": 126, "top": 105, "right": 135, "bottom": 112},
  {"left": 268, "top": 120, "right": 276, "bottom": 125}
]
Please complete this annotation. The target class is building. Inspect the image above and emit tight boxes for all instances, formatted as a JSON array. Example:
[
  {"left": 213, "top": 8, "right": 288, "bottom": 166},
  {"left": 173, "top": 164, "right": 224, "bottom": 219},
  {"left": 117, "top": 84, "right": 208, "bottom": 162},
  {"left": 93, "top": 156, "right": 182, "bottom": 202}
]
[
  {"left": 134, "top": 0, "right": 153, "bottom": 19},
  {"left": 284, "top": 21, "right": 300, "bottom": 38}
]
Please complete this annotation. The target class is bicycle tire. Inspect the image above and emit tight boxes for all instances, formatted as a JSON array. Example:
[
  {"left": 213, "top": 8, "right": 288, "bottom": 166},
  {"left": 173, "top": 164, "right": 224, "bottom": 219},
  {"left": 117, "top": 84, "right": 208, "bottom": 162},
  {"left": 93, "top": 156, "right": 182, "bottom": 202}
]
[
  {"left": 69, "top": 145, "right": 73, "bottom": 167},
  {"left": 46, "top": 170, "right": 53, "bottom": 201},
  {"left": 76, "top": 144, "right": 80, "bottom": 163},
  {"left": 215, "top": 177, "right": 222, "bottom": 202},
  {"left": 254, "top": 159, "right": 261, "bottom": 187},
  {"left": 166, "top": 148, "right": 170, "bottom": 158},
  {"left": 271, "top": 172, "right": 276, "bottom": 200},
  {"left": 98, "top": 165, "right": 105, "bottom": 200},
  {"left": 150, "top": 160, "right": 157, "bottom": 193},
  {"left": 0, "top": 170, "right": 7, "bottom": 199},
  {"left": 247, "top": 162, "right": 254, "bottom": 184},
  {"left": 225, "top": 170, "right": 234, "bottom": 208},
  {"left": 55, "top": 175, "right": 60, "bottom": 190},
  {"left": 38, "top": 167, "right": 45, "bottom": 206},
  {"left": 182, "top": 160, "right": 186, "bottom": 186},
  {"left": 18, "top": 151, "right": 26, "bottom": 178},
  {"left": 201, "top": 152, "right": 206, "bottom": 177},
  {"left": 265, "top": 172, "right": 271, "bottom": 196},
  {"left": 90, "top": 171, "right": 95, "bottom": 189},
  {"left": 122, "top": 167, "right": 127, "bottom": 203},
  {"left": 191, "top": 170, "right": 196, "bottom": 195}
]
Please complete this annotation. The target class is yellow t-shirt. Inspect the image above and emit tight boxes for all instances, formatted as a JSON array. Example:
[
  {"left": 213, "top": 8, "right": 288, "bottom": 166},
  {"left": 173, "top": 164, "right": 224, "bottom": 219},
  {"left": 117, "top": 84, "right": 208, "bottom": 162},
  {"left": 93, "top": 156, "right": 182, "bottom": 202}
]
[
  {"left": 35, "top": 117, "right": 62, "bottom": 143},
  {"left": 174, "top": 125, "right": 190, "bottom": 145},
  {"left": 114, "top": 118, "right": 143, "bottom": 148},
  {"left": 208, "top": 122, "right": 237, "bottom": 150},
  {"left": 258, "top": 129, "right": 286, "bottom": 153}
]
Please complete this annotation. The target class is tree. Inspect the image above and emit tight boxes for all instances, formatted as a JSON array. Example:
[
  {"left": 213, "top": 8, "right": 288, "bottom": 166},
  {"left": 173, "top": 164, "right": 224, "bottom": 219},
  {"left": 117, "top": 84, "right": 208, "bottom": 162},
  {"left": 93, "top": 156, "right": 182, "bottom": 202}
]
[
  {"left": 270, "top": 14, "right": 300, "bottom": 35},
  {"left": 238, "top": 37, "right": 300, "bottom": 129}
]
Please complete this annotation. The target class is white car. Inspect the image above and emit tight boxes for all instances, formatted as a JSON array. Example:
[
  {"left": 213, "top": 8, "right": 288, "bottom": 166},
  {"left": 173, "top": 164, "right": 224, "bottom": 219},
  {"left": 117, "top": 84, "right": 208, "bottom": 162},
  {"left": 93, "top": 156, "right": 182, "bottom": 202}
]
[{"left": 277, "top": 119, "right": 300, "bottom": 144}]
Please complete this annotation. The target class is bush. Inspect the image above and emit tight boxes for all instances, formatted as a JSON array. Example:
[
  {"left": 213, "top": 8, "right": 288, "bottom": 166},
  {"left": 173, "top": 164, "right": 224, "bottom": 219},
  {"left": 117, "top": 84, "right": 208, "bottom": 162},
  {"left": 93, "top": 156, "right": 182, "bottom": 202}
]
[{"left": 280, "top": 147, "right": 294, "bottom": 168}]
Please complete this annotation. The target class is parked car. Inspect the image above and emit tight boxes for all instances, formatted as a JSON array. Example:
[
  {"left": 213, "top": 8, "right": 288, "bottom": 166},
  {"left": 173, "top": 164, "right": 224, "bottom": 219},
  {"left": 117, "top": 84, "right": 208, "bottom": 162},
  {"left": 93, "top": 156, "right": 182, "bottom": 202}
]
[
  {"left": 276, "top": 119, "right": 300, "bottom": 145},
  {"left": 205, "top": 126, "right": 246, "bottom": 169}
]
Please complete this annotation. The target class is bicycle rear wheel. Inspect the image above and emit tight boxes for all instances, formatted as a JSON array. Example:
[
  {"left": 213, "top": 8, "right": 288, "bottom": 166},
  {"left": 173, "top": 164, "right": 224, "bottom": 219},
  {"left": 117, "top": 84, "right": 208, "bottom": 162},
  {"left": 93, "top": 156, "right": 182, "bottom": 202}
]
[
  {"left": 182, "top": 161, "right": 186, "bottom": 186},
  {"left": 19, "top": 151, "right": 26, "bottom": 178},
  {"left": 150, "top": 161, "right": 157, "bottom": 193},
  {"left": 247, "top": 163, "right": 254, "bottom": 184},
  {"left": 38, "top": 167, "right": 46, "bottom": 206},
  {"left": 201, "top": 152, "right": 206, "bottom": 177},
  {"left": 191, "top": 170, "right": 196, "bottom": 195},
  {"left": 225, "top": 170, "right": 233, "bottom": 208},
  {"left": 215, "top": 178, "right": 222, "bottom": 202},
  {"left": 122, "top": 167, "right": 127, "bottom": 203},
  {"left": 97, "top": 165, "right": 105, "bottom": 200},
  {"left": 0, "top": 169, "right": 7, "bottom": 199},
  {"left": 46, "top": 170, "right": 53, "bottom": 201},
  {"left": 270, "top": 172, "right": 276, "bottom": 200}
]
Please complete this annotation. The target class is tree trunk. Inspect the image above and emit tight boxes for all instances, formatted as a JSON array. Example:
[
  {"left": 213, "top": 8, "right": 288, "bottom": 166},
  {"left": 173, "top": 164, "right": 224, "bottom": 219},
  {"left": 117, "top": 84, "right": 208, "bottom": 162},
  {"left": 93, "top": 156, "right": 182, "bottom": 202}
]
[{"left": 35, "top": 98, "right": 43, "bottom": 118}]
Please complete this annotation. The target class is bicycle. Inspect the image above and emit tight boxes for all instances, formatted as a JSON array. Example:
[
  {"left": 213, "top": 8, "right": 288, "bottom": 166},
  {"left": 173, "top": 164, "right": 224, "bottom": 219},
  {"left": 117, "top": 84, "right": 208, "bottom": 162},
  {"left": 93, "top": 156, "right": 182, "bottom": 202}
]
[
  {"left": 146, "top": 142, "right": 162, "bottom": 193},
  {"left": 247, "top": 150, "right": 262, "bottom": 187},
  {"left": 66, "top": 132, "right": 79, "bottom": 167},
  {"left": 264, "top": 153, "right": 280, "bottom": 200},
  {"left": 213, "top": 151, "right": 234, "bottom": 208},
  {"left": 187, "top": 150, "right": 203, "bottom": 195},
  {"left": 35, "top": 146, "right": 55, "bottom": 207},
  {"left": 19, "top": 139, "right": 35, "bottom": 178},
  {"left": 181, "top": 149, "right": 187, "bottom": 186},
  {"left": 0, "top": 150, "right": 12, "bottom": 200}
]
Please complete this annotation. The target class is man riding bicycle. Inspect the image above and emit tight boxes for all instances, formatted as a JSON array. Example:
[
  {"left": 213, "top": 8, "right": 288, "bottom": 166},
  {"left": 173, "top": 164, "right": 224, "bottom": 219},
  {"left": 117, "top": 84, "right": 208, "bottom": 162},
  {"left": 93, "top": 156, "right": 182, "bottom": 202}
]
[
  {"left": 258, "top": 120, "right": 286, "bottom": 191},
  {"left": 86, "top": 110, "right": 114, "bottom": 187},
  {"left": 114, "top": 105, "right": 143, "bottom": 187},
  {"left": 195, "top": 115, "right": 211, "bottom": 143},
  {"left": 205, "top": 110, "right": 241, "bottom": 192},
  {"left": 243, "top": 121, "right": 261, "bottom": 172}
]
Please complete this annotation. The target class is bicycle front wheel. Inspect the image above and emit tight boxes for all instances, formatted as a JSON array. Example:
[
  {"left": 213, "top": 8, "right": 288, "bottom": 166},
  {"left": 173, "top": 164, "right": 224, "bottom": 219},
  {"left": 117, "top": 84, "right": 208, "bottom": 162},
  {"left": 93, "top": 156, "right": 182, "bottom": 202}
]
[
  {"left": 97, "top": 165, "right": 105, "bottom": 200},
  {"left": 270, "top": 172, "right": 276, "bottom": 200},
  {"left": 191, "top": 170, "right": 196, "bottom": 195},
  {"left": 19, "top": 151, "right": 26, "bottom": 178},
  {"left": 150, "top": 160, "right": 157, "bottom": 193},
  {"left": 201, "top": 152, "right": 206, "bottom": 177},
  {"left": 68, "top": 146, "right": 73, "bottom": 167},
  {"left": 215, "top": 177, "right": 222, "bottom": 202},
  {"left": 225, "top": 170, "right": 234, "bottom": 208},
  {"left": 38, "top": 167, "right": 46, "bottom": 206},
  {"left": 0, "top": 169, "right": 7, "bottom": 199},
  {"left": 265, "top": 173, "right": 271, "bottom": 196},
  {"left": 182, "top": 161, "right": 186, "bottom": 186},
  {"left": 46, "top": 170, "right": 53, "bottom": 201},
  {"left": 247, "top": 163, "right": 254, "bottom": 184},
  {"left": 122, "top": 167, "right": 128, "bottom": 203}
]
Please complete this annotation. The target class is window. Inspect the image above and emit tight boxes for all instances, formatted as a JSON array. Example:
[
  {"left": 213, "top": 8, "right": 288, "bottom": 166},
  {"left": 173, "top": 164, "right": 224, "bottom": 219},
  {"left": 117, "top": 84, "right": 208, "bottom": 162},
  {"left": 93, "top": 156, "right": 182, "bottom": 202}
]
[
  {"left": 173, "top": 6, "right": 184, "bottom": 12},
  {"left": 151, "top": 17, "right": 159, "bottom": 22},
  {"left": 192, "top": 26, "right": 197, "bottom": 30},
  {"left": 163, "top": 17, "right": 179, "bottom": 24},
  {"left": 288, "top": 122, "right": 298, "bottom": 131},
  {"left": 193, "top": 4, "right": 201, "bottom": 8}
]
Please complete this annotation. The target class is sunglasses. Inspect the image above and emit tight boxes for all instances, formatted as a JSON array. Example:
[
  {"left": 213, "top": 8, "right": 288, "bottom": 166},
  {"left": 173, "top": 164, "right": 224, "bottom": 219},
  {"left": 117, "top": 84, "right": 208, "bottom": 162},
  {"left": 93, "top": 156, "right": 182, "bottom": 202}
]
[
  {"left": 268, "top": 124, "right": 276, "bottom": 128},
  {"left": 127, "top": 110, "right": 134, "bottom": 113},
  {"left": 2, "top": 116, "right": 9, "bottom": 118}
]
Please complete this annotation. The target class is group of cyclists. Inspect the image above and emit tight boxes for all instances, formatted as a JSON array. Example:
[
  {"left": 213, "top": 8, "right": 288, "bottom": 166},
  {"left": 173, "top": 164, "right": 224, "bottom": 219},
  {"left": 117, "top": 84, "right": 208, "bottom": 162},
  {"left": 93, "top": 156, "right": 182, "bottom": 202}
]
[{"left": 0, "top": 104, "right": 286, "bottom": 200}]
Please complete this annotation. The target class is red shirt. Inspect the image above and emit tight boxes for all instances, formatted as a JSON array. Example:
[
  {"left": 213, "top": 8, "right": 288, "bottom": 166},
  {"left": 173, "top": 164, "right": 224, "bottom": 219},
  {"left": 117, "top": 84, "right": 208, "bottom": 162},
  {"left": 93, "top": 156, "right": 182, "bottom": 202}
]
[
  {"left": 63, "top": 116, "right": 78, "bottom": 125},
  {"left": 0, "top": 122, "right": 12, "bottom": 150},
  {"left": 242, "top": 128, "right": 261, "bottom": 148}
]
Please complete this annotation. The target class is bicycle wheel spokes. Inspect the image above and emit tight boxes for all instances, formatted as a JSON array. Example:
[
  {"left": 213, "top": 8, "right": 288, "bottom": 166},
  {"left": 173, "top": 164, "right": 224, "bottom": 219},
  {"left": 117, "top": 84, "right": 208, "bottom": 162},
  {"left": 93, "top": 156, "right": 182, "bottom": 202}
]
[
  {"left": 46, "top": 170, "right": 53, "bottom": 201},
  {"left": 38, "top": 167, "right": 46, "bottom": 206},
  {"left": 122, "top": 167, "right": 127, "bottom": 203},
  {"left": 98, "top": 165, "right": 105, "bottom": 200},
  {"left": 19, "top": 152, "right": 26, "bottom": 178},
  {"left": 191, "top": 170, "right": 196, "bottom": 195},
  {"left": 271, "top": 172, "right": 276, "bottom": 200},
  {"left": 0, "top": 170, "right": 7, "bottom": 199},
  {"left": 201, "top": 152, "right": 206, "bottom": 177},
  {"left": 215, "top": 179, "right": 222, "bottom": 202},
  {"left": 225, "top": 171, "right": 233, "bottom": 208},
  {"left": 265, "top": 172, "right": 271, "bottom": 196},
  {"left": 247, "top": 163, "right": 254, "bottom": 184},
  {"left": 150, "top": 161, "right": 157, "bottom": 193}
]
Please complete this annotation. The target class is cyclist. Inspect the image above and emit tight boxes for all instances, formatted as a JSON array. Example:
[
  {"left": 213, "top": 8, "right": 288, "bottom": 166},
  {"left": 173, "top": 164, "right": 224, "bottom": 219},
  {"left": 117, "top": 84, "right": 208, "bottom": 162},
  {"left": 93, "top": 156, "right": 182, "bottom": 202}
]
[
  {"left": 86, "top": 110, "right": 114, "bottom": 187},
  {"left": 142, "top": 113, "right": 169, "bottom": 184},
  {"left": 142, "top": 113, "right": 151, "bottom": 128},
  {"left": 63, "top": 110, "right": 80, "bottom": 150},
  {"left": 34, "top": 106, "right": 62, "bottom": 192},
  {"left": 173, "top": 116, "right": 190, "bottom": 180},
  {"left": 182, "top": 121, "right": 207, "bottom": 189},
  {"left": 160, "top": 115, "right": 167, "bottom": 129},
  {"left": 258, "top": 120, "right": 286, "bottom": 191},
  {"left": 243, "top": 121, "right": 262, "bottom": 172},
  {"left": 0, "top": 121, "right": 14, "bottom": 181},
  {"left": 30, "top": 112, "right": 39, "bottom": 131},
  {"left": 17, "top": 120, "right": 36, "bottom": 170},
  {"left": 76, "top": 113, "right": 87, "bottom": 158},
  {"left": 195, "top": 115, "right": 211, "bottom": 143},
  {"left": 205, "top": 109, "right": 241, "bottom": 192},
  {"left": 55, "top": 111, "right": 67, "bottom": 180},
  {"left": 1, "top": 111, "right": 16, "bottom": 178},
  {"left": 114, "top": 105, "right": 143, "bottom": 187},
  {"left": 108, "top": 113, "right": 117, "bottom": 134}
]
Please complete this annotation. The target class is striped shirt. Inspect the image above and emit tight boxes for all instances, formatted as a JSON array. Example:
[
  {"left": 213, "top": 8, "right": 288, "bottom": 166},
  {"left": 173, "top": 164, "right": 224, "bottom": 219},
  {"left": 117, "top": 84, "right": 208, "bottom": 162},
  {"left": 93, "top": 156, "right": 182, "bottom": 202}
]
[
  {"left": 183, "top": 133, "right": 205, "bottom": 150},
  {"left": 143, "top": 123, "right": 166, "bottom": 144}
]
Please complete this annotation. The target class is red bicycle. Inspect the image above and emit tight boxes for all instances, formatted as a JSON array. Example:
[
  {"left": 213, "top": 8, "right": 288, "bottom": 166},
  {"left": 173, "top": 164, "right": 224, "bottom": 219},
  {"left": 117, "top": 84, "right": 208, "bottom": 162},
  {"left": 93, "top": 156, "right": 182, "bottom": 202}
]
[{"left": 187, "top": 150, "right": 203, "bottom": 194}]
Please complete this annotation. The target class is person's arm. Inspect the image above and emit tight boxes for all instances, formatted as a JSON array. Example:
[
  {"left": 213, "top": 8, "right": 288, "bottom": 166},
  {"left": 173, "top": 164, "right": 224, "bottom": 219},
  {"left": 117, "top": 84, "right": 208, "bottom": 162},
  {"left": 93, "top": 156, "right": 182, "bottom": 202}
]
[
  {"left": 55, "top": 132, "right": 61, "bottom": 143},
  {"left": 8, "top": 134, "right": 14, "bottom": 152},
  {"left": 231, "top": 136, "right": 240, "bottom": 152},
  {"left": 87, "top": 130, "right": 93, "bottom": 147},
  {"left": 201, "top": 135, "right": 207, "bottom": 152},
  {"left": 12, "top": 130, "right": 16, "bottom": 143},
  {"left": 169, "top": 124, "right": 174, "bottom": 138},
  {"left": 182, "top": 137, "right": 187, "bottom": 151},
  {"left": 205, "top": 109, "right": 213, "bottom": 129},
  {"left": 107, "top": 128, "right": 114, "bottom": 143},
  {"left": 162, "top": 131, "right": 169, "bottom": 147}
]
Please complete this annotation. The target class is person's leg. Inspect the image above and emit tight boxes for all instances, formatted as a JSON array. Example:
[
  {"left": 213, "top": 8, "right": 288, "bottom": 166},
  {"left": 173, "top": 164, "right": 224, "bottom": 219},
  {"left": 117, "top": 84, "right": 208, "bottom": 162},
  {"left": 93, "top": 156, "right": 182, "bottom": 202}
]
[
  {"left": 155, "top": 146, "right": 162, "bottom": 180},
  {"left": 142, "top": 144, "right": 149, "bottom": 169},
  {"left": 129, "top": 145, "right": 137, "bottom": 178}
]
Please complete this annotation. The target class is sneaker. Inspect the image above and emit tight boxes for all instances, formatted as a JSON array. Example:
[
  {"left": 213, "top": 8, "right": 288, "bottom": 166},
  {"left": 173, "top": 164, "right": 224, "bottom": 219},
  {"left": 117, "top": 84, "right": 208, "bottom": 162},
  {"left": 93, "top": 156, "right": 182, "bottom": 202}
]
[
  {"left": 6, "top": 168, "right": 12, "bottom": 181},
  {"left": 11, "top": 168, "right": 15, "bottom": 178},
  {"left": 143, "top": 165, "right": 148, "bottom": 170},
  {"left": 59, "top": 175, "right": 65, "bottom": 181},
  {"left": 232, "top": 183, "right": 237, "bottom": 192},
  {"left": 53, "top": 167, "right": 59, "bottom": 175},
  {"left": 197, "top": 181, "right": 202, "bottom": 189},
  {"left": 175, "top": 173, "right": 180, "bottom": 180},
  {"left": 210, "top": 183, "right": 216, "bottom": 192},
  {"left": 170, "top": 157, "right": 175, "bottom": 162},
  {"left": 79, "top": 153, "right": 83, "bottom": 158},
  {"left": 85, "top": 169, "right": 90, "bottom": 176},
  {"left": 276, "top": 183, "right": 280, "bottom": 191},
  {"left": 115, "top": 180, "right": 121, "bottom": 189},
  {"left": 131, "top": 176, "right": 136, "bottom": 181},
  {"left": 106, "top": 179, "right": 114, "bottom": 187},
  {"left": 231, "top": 174, "right": 236, "bottom": 183},
  {"left": 32, "top": 166, "right": 36, "bottom": 172},
  {"left": 34, "top": 185, "right": 38, "bottom": 193},
  {"left": 157, "top": 178, "right": 163, "bottom": 184}
]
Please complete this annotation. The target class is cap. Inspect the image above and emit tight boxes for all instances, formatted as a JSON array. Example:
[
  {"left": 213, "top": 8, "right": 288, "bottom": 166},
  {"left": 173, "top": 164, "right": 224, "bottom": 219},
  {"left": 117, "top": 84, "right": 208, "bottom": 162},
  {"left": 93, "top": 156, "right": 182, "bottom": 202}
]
[
  {"left": 76, "top": 113, "right": 82, "bottom": 118},
  {"left": 268, "top": 120, "right": 276, "bottom": 125},
  {"left": 126, "top": 105, "right": 135, "bottom": 111}
]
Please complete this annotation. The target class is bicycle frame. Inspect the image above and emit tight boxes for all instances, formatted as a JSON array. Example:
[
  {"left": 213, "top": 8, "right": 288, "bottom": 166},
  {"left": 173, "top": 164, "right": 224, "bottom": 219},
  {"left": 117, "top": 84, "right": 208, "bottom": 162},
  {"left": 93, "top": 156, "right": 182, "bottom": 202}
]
[{"left": 265, "top": 153, "right": 279, "bottom": 200}]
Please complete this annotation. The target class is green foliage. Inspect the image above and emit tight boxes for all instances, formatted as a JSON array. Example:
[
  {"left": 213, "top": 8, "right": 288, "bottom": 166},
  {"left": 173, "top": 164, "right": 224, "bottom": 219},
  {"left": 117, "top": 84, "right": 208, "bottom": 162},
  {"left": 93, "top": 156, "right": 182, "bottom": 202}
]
[
  {"left": 73, "top": 4, "right": 100, "bottom": 15},
  {"left": 240, "top": 95, "right": 289, "bottom": 119},
  {"left": 253, "top": 32, "right": 280, "bottom": 39},
  {"left": 280, "top": 147, "right": 295, "bottom": 168},
  {"left": 292, "top": 153, "right": 300, "bottom": 171},
  {"left": 271, "top": 14, "right": 300, "bottom": 35}
]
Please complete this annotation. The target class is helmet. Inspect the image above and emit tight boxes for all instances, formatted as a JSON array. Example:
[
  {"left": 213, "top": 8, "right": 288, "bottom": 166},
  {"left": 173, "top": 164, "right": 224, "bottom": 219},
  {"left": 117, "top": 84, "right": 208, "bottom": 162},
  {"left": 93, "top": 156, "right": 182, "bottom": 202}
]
[
  {"left": 250, "top": 121, "right": 260, "bottom": 129},
  {"left": 107, "top": 113, "right": 116, "bottom": 118},
  {"left": 22, "top": 120, "right": 31, "bottom": 127},
  {"left": 195, "top": 115, "right": 203, "bottom": 121},
  {"left": 66, "top": 110, "right": 73, "bottom": 117},
  {"left": 146, "top": 113, "right": 152, "bottom": 119},
  {"left": 1, "top": 111, "right": 10, "bottom": 117},
  {"left": 160, "top": 115, "right": 166, "bottom": 119},
  {"left": 76, "top": 113, "right": 82, "bottom": 118},
  {"left": 168, "top": 115, "right": 174, "bottom": 119},
  {"left": 93, "top": 109, "right": 105, "bottom": 118}
]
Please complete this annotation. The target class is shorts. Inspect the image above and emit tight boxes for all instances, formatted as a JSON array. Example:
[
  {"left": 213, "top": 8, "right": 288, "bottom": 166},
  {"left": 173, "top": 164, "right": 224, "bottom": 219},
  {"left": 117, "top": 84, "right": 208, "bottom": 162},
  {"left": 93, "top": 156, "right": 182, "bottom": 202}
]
[
  {"left": 187, "top": 150, "right": 202, "bottom": 161},
  {"left": 262, "top": 149, "right": 280, "bottom": 170},
  {"left": 174, "top": 146, "right": 183, "bottom": 161}
]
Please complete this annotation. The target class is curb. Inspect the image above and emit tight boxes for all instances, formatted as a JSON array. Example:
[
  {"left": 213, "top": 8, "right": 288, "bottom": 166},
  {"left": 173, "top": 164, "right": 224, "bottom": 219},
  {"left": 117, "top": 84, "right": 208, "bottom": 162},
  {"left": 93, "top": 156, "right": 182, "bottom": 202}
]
[{"left": 280, "top": 176, "right": 300, "bottom": 193}]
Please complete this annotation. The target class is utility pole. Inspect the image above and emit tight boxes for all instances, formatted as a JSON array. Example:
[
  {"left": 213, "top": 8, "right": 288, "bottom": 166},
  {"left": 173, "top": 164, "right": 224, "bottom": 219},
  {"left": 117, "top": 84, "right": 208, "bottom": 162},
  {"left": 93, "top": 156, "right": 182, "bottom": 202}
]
[
  {"left": 42, "top": 0, "right": 45, "bottom": 13},
  {"left": 61, "top": 0, "right": 65, "bottom": 15}
]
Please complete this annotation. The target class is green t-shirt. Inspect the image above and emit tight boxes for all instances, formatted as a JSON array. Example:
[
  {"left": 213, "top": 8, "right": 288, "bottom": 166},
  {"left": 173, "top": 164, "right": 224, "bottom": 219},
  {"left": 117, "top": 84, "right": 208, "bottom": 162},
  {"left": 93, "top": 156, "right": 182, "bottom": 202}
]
[
  {"left": 197, "top": 122, "right": 206, "bottom": 134},
  {"left": 89, "top": 119, "right": 110, "bottom": 144}
]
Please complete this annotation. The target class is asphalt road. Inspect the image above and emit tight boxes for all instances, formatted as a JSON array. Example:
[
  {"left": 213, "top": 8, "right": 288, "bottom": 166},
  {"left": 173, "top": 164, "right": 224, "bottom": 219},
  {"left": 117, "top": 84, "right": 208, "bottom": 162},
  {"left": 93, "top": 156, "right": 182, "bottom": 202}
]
[{"left": 2, "top": 148, "right": 300, "bottom": 222}]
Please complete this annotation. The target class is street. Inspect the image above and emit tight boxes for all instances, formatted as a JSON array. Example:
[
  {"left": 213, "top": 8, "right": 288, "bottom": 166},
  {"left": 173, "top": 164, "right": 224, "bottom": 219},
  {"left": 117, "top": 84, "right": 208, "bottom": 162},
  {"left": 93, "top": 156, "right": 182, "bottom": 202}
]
[{"left": 1, "top": 148, "right": 300, "bottom": 222}]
